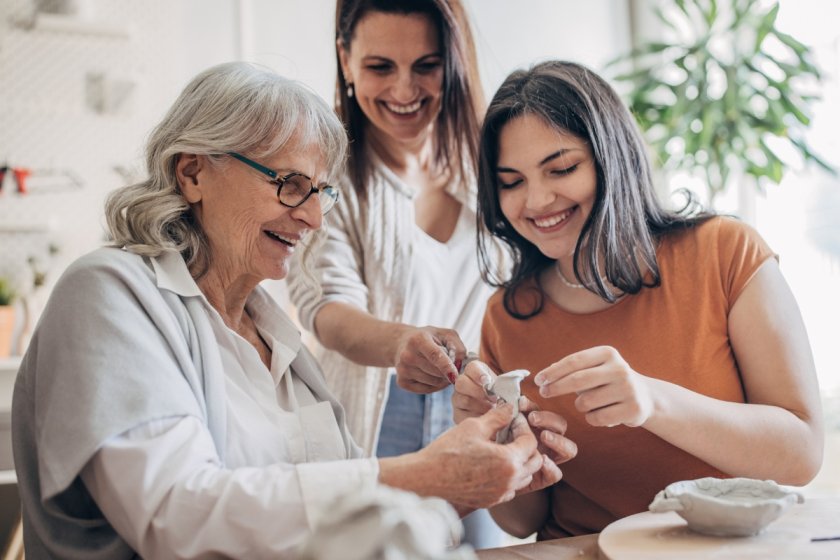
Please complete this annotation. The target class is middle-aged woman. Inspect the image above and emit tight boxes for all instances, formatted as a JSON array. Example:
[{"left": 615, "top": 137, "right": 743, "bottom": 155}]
[
  {"left": 453, "top": 60, "right": 823, "bottom": 540},
  {"left": 11, "top": 62, "right": 575, "bottom": 559},
  {"left": 286, "top": 0, "right": 506, "bottom": 547}
]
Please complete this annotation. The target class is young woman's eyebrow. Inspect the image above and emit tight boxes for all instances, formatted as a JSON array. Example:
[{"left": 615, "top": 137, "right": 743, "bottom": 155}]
[{"left": 497, "top": 148, "right": 578, "bottom": 173}]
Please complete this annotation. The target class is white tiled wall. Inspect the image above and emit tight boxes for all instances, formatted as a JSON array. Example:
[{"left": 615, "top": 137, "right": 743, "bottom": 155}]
[{"left": 0, "top": 0, "right": 239, "bottom": 352}]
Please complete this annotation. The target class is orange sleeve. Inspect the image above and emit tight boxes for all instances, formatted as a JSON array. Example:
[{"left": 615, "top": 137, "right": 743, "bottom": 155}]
[{"left": 715, "top": 217, "right": 777, "bottom": 309}]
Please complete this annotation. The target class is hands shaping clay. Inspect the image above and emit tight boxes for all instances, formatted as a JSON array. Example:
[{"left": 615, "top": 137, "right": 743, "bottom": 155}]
[{"left": 485, "top": 369, "right": 530, "bottom": 443}]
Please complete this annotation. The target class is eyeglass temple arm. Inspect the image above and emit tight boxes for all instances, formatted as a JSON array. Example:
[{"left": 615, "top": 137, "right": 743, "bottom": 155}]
[{"left": 227, "top": 152, "right": 278, "bottom": 179}]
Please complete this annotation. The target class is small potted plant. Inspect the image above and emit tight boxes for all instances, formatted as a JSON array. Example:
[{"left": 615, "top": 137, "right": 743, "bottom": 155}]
[{"left": 0, "top": 277, "right": 17, "bottom": 358}]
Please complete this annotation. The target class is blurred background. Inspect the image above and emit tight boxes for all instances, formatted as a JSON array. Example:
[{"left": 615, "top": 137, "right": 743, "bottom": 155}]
[{"left": 0, "top": 0, "right": 838, "bottom": 536}]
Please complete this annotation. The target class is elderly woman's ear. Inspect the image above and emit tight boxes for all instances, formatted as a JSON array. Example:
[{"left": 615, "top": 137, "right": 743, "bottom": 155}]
[{"left": 176, "top": 153, "right": 204, "bottom": 203}]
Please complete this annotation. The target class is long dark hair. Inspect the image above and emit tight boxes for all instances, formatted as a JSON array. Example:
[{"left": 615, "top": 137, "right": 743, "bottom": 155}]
[
  {"left": 477, "top": 60, "right": 714, "bottom": 319},
  {"left": 335, "top": 0, "right": 484, "bottom": 198}
]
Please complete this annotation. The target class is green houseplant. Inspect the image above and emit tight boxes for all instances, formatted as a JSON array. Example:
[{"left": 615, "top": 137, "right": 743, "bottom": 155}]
[
  {"left": 0, "top": 276, "right": 17, "bottom": 358},
  {"left": 611, "top": 0, "right": 834, "bottom": 206},
  {"left": 0, "top": 277, "right": 16, "bottom": 307}
]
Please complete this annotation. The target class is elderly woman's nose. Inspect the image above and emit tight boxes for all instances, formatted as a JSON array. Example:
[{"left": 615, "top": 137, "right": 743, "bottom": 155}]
[{"left": 291, "top": 195, "right": 324, "bottom": 229}]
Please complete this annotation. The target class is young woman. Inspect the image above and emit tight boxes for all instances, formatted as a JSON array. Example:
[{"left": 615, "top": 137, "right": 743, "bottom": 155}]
[
  {"left": 452, "top": 60, "right": 823, "bottom": 539},
  {"left": 287, "top": 0, "right": 507, "bottom": 547}
]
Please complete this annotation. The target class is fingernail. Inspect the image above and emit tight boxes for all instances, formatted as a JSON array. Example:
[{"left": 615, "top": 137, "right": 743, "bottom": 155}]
[
  {"left": 447, "top": 372, "right": 457, "bottom": 384},
  {"left": 539, "top": 385, "right": 549, "bottom": 397},
  {"left": 534, "top": 374, "right": 544, "bottom": 386},
  {"left": 543, "top": 431, "right": 554, "bottom": 442},
  {"left": 480, "top": 374, "right": 490, "bottom": 386},
  {"left": 530, "top": 412, "right": 541, "bottom": 425}
]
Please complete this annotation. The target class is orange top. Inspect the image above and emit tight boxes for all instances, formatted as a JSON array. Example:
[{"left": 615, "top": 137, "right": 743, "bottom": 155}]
[{"left": 480, "top": 217, "right": 776, "bottom": 538}]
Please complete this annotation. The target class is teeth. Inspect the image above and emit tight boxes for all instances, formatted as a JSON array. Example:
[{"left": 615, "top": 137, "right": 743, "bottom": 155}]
[
  {"left": 267, "top": 231, "right": 295, "bottom": 245},
  {"left": 534, "top": 208, "right": 573, "bottom": 228},
  {"left": 385, "top": 100, "right": 422, "bottom": 114}
]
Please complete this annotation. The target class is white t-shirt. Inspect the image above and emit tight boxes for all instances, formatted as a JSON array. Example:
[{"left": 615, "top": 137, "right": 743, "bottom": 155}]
[{"left": 403, "top": 203, "right": 493, "bottom": 352}]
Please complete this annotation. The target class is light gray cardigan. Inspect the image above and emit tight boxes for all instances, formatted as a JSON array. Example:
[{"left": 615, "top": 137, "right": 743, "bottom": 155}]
[{"left": 13, "top": 248, "right": 362, "bottom": 559}]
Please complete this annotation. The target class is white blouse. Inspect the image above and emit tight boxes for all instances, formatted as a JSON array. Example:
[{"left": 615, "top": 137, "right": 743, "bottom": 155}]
[{"left": 80, "top": 252, "right": 379, "bottom": 559}]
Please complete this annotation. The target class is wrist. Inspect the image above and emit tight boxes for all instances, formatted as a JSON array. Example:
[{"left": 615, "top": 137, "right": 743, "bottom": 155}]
[{"left": 378, "top": 451, "right": 437, "bottom": 498}]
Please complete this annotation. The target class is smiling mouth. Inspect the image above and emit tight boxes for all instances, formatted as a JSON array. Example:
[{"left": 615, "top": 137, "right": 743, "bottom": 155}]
[
  {"left": 383, "top": 99, "right": 423, "bottom": 115},
  {"left": 532, "top": 206, "right": 577, "bottom": 229},
  {"left": 264, "top": 230, "right": 297, "bottom": 247}
]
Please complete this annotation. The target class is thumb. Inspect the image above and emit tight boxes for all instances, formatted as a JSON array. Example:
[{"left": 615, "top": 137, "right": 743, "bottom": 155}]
[{"left": 476, "top": 402, "right": 516, "bottom": 435}]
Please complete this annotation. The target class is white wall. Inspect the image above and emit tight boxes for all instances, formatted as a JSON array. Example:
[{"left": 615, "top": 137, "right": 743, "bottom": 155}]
[{"left": 0, "top": 0, "right": 632, "bottom": 354}]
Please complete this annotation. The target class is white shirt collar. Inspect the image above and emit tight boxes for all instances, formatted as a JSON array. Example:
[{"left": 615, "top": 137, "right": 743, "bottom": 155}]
[
  {"left": 150, "top": 250, "right": 204, "bottom": 297},
  {"left": 149, "top": 250, "right": 301, "bottom": 361}
]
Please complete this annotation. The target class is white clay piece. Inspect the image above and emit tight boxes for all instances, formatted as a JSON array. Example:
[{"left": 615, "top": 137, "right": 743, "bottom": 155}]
[{"left": 485, "top": 369, "right": 530, "bottom": 443}]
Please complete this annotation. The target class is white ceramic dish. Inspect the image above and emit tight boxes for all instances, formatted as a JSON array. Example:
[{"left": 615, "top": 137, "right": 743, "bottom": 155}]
[{"left": 648, "top": 477, "right": 804, "bottom": 537}]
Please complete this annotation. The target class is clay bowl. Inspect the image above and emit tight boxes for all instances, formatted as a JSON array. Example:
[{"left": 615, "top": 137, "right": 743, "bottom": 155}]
[{"left": 648, "top": 477, "right": 804, "bottom": 537}]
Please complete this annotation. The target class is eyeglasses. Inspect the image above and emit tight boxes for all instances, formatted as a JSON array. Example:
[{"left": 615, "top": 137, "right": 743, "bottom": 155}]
[{"left": 227, "top": 152, "right": 338, "bottom": 215}]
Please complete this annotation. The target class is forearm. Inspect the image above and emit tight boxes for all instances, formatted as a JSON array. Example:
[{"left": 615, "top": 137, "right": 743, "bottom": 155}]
[
  {"left": 643, "top": 377, "right": 823, "bottom": 485},
  {"left": 314, "top": 302, "right": 411, "bottom": 367},
  {"left": 489, "top": 489, "right": 550, "bottom": 539},
  {"left": 378, "top": 453, "right": 444, "bottom": 499},
  {"left": 82, "top": 417, "right": 379, "bottom": 558}
]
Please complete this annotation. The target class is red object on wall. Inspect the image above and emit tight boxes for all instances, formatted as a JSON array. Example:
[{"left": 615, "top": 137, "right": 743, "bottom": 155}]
[{"left": 13, "top": 167, "right": 32, "bottom": 195}]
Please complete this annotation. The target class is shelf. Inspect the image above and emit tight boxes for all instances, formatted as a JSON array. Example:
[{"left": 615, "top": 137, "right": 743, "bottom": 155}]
[
  {"left": 0, "top": 470, "right": 15, "bottom": 485},
  {"left": 13, "top": 13, "right": 132, "bottom": 39}
]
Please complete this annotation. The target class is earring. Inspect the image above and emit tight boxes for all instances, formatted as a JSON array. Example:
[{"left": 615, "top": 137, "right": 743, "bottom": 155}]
[{"left": 346, "top": 83, "right": 354, "bottom": 98}]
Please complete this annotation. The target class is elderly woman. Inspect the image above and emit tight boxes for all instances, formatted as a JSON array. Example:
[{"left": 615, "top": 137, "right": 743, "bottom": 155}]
[{"left": 11, "top": 62, "right": 573, "bottom": 559}]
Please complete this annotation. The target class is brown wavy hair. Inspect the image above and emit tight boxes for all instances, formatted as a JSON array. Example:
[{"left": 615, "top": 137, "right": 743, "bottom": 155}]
[{"left": 335, "top": 0, "right": 484, "bottom": 198}]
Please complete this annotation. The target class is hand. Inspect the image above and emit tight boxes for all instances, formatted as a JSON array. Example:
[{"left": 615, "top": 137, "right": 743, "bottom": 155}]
[
  {"left": 418, "top": 403, "right": 544, "bottom": 508},
  {"left": 394, "top": 326, "right": 464, "bottom": 393},
  {"left": 519, "top": 397, "right": 577, "bottom": 466},
  {"left": 533, "top": 346, "right": 655, "bottom": 428},
  {"left": 451, "top": 360, "right": 498, "bottom": 423}
]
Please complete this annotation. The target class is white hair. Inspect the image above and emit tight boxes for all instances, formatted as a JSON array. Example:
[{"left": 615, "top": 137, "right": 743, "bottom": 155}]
[{"left": 105, "top": 61, "right": 347, "bottom": 277}]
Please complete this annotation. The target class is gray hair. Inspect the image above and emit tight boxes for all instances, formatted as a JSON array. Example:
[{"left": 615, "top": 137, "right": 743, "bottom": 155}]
[{"left": 105, "top": 61, "right": 347, "bottom": 277}]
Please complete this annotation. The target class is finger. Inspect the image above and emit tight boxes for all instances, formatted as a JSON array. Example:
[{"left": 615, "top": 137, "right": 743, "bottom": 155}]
[
  {"left": 584, "top": 401, "right": 642, "bottom": 428},
  {"left": 522, "top": 447, "right": 544, "bottom": 475},
  {"left": 574, "top": 383, "right": 625, "bottom": 414},
  {"left": 528, "top": 410, "right": 568, "bottom": 435},
  {"left": 539, "top": 431, "right": 578, "bottom": 464},
  {"left": 533, "top": 347, "right": 612, "bottom": 387},
  {"left": 537, "top": 456, "right": 563, "bottom": 487},
  {"left": 416, "top": 337, "right": 459, "bottom": 382},
  {"left": 395, "top": 365, "right": 451, "bottom": 389},
  {"left": 504, "top": 413, "right": 538, "bottom": 458},
  {"left": 454, "top": 368, "right": 496, "bottom": 404},
  {"left": 475, "top": 402, "right": 517, "bottom": 437},
  {"left": 518, "top": 396, "right": 540, "bottom": 415},
  {"left": 452, "top": 391, "right": 493, "bottom": 416},
  {"left": 399, "top": 378, "right": 450, "bottom": 394},
  {"left": 467, "top": 361, "right": 499, "bottom": 402},
  {"left": 513, "top": 471, "right": 535, "bottom": 494},
  {"left": 438, "top": 331, "right": 467, "bottom": 362},
  {"left": 537, "top": 365, "right": 613, "bottom": 399}
]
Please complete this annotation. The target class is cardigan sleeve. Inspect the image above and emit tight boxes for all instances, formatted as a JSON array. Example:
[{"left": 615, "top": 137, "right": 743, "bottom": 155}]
[
  {"left": 14, "top": 248, "right": 206, "bottom": 501},
  {"left": 288, "top": 179, "right": 371, "bottom": 334}
]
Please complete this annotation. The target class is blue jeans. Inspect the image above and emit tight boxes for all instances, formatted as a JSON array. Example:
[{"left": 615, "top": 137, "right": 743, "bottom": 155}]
[{"left": 377, "top": 375, "right": 506, "bottom": 549}]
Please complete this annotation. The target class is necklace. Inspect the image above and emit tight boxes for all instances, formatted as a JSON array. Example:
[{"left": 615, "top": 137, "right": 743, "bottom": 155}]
[{"left": 554, "top": 263, "right": 607, "bottom": 289}]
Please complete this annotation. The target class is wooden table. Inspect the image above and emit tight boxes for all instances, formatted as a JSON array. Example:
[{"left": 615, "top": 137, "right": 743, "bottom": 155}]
[
  {"left": 477, "top": 534, "right": 598, "bottom": 560},
  {"left": 476, "top": 497, "right": 840, "bottom": 559}
]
